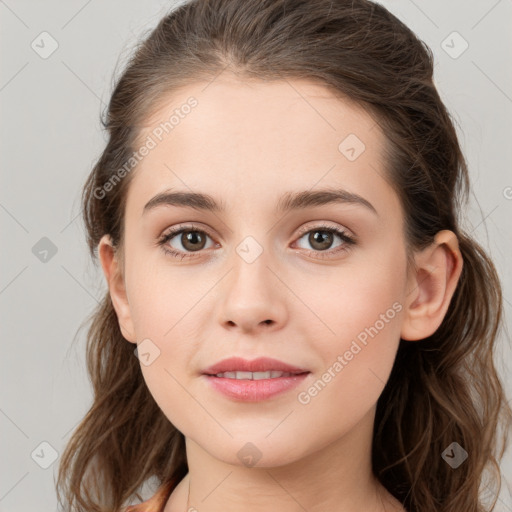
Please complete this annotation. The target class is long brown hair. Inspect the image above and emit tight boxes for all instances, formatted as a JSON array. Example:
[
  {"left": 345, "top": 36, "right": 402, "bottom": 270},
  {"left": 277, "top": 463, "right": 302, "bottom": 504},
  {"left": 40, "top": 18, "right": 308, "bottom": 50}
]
[{"left": 56, "top": 1, "right": 512, "bottom": 510}]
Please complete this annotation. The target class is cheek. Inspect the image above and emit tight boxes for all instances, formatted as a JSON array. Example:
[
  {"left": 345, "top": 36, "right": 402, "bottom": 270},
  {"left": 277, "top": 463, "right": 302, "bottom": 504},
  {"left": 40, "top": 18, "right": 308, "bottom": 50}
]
[
  {"left": 123, "top": 257, "right": 212, "bottom": 429},
  {"left": 296, "top": 250, "right": 407, "bottom": 418},
  {"left": 125, "top": 250, "right": 206, "bottom": 339},
  {"left": 303, "top": 241, "right": 406, "bottom": 336}
]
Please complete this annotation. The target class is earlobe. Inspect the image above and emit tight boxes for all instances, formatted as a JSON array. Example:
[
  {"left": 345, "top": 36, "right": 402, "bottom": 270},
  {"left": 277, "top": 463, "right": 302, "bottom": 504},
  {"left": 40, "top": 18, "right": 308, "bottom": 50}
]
[
  {"left": 400, "top": 230, "right": 463, "bottom": 341},
  {"left": 98, "top": 234, "right": 137, "bottom": 344}
]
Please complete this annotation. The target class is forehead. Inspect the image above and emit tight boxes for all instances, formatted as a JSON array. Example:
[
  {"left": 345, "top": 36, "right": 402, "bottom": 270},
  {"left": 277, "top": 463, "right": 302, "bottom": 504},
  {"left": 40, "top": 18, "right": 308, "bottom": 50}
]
[{"left": 126, "top": 76, "right": 394, "bottom": 219}]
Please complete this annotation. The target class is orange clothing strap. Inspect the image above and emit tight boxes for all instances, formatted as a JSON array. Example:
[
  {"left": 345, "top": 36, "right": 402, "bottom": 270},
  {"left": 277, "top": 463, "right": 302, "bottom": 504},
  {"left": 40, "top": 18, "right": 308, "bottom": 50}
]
[{"left": 123, "top": 478, "right": 178, "bottom": 512}]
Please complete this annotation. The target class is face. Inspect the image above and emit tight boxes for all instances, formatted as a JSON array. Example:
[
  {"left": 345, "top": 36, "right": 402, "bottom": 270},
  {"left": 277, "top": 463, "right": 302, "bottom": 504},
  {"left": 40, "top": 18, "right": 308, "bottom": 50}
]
[{"left": 109, "top": 76, "right": 413, "bottom": 467}]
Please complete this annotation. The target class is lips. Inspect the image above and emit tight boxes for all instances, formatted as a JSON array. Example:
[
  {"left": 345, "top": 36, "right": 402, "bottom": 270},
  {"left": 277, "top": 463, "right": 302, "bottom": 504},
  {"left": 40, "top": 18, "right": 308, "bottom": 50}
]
[
  {"left": 202, "top": 356, "right": 309, "bottom": 376},
  {"left": 204, "top": 372, "right": 309, "bottom": 401},
  {"left": 201, "top": 357, "right": 311, "bottom": 401}
]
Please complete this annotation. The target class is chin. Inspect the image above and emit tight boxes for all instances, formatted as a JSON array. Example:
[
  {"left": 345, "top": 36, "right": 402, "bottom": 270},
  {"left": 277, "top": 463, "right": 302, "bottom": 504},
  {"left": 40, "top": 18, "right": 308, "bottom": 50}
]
[{"left": 203, "top": 435, "right": 308, "bottom": 469}]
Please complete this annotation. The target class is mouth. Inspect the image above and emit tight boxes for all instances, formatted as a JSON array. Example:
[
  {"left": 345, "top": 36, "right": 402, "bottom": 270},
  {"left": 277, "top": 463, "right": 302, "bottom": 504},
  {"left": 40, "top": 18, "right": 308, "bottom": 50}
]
[
  {"left": 202, "top": 372, "right": 310, "bottom": 401},
  {"left": 201, "top": 357, "right": 311, "bottom": 401}
]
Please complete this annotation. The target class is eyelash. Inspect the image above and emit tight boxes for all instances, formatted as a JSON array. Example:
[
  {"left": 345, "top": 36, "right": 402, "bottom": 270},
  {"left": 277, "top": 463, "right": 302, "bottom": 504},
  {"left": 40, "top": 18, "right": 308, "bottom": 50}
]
[{"left": 157, "top": 222, "right": 356, "bottom": 261}]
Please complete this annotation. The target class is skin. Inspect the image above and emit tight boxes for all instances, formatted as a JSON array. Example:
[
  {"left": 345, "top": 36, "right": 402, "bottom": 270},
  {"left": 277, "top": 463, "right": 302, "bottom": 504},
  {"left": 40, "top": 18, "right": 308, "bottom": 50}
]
[{"left": 98, "top": 76, "right": 463, "bottom": 512}]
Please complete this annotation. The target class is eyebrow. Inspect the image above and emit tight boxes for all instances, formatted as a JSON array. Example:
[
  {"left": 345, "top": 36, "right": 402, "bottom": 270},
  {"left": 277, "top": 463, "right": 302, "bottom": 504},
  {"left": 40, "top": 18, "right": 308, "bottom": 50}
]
[{"left": 142, "top": 187, "right": 378, "bottom": 216}]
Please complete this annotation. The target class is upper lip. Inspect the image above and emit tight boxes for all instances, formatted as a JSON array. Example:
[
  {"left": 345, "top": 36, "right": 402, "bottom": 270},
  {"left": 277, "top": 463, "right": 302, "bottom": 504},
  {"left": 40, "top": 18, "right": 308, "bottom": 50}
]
[{"left": 202, "top": 357, "right": 310, "bottom": 375}]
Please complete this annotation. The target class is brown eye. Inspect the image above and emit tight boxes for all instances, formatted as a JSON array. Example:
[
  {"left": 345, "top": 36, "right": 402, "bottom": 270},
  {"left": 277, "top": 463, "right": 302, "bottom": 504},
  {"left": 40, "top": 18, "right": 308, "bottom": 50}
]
[
  {"left": 294, "top": 224, "right": 356, "bottom": 259},
  {"left": 179, "top": 230, "right": 208, "bottom": 252},
  {"left": 158, "top": 225, "right": 216, "bottom": 259},
  {"left": 307, "top": 230, "right": 335, "bottom": 251}
]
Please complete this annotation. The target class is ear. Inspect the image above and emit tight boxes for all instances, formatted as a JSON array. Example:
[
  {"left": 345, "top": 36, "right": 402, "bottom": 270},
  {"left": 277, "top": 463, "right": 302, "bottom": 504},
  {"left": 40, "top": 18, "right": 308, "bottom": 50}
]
[
  {"left": 98, "top": 234, "right": 137, "bottom": 344},
  {"left": 401, "top": 230, "right": 463, "bottom": 341}
]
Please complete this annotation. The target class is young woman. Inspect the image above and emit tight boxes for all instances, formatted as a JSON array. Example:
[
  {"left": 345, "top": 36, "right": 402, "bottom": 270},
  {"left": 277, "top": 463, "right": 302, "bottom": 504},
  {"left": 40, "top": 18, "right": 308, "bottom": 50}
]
[{"left": 56, "top": 0, "right": 512, "bottom": 511}]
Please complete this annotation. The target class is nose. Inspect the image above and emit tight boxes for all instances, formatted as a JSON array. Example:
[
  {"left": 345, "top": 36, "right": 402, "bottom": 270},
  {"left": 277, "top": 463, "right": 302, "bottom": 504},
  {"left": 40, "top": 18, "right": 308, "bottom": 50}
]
[{"left": 217, "top": 246, "right": 288, "bottom": 334}]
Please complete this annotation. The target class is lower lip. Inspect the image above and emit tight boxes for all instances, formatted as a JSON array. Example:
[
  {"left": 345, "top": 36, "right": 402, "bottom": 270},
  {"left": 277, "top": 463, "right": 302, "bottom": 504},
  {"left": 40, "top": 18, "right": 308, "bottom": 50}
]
[{"left": 203, "top": 373, "right": 310, "bottom": 401}]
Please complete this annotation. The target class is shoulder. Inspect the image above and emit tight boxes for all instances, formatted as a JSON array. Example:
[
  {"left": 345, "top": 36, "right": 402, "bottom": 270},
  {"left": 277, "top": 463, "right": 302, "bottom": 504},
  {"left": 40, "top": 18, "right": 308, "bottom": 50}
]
[{"left": 120, "top": 478, "right": 178, "bottom": 512}]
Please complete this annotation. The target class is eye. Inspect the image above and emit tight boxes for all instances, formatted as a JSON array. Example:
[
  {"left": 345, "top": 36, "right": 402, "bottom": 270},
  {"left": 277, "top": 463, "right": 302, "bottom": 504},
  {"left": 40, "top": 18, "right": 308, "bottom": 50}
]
[
  {"left": 157, "top": 223, "right": 217, "bottom": 260},
  {"left": 157, "top": 222, "right": 356, "bottom": 261},
  {"left": 293, "top": 223, "right": 356, "bottom": 259}
]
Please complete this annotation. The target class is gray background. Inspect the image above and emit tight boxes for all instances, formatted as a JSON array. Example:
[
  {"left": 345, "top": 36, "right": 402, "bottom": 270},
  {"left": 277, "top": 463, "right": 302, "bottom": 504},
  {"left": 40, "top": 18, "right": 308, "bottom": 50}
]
[{"left": 1, "top": 0, "right": 511, "bottom": 510}]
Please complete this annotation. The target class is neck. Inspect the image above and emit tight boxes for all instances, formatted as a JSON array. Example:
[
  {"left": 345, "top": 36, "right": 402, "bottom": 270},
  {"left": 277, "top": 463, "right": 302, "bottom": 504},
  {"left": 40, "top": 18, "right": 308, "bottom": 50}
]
[{"left": 167, "top": 406, "right": 400, "bottom": 512}]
